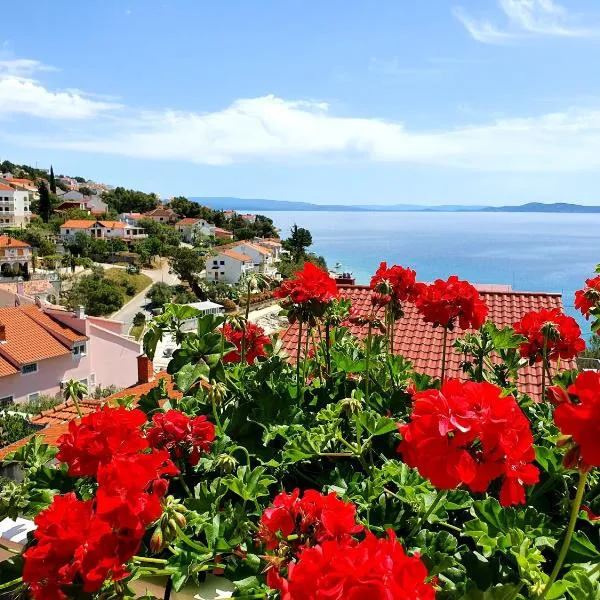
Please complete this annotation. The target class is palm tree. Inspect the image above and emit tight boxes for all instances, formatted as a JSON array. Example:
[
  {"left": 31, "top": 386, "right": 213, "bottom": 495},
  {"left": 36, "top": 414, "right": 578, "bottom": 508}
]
[
  {"left": 63, "top": 379, "right": 88, "bottom": 419},
  {"left": 238, "top": 271, "right": 271, "bottom": 363}
]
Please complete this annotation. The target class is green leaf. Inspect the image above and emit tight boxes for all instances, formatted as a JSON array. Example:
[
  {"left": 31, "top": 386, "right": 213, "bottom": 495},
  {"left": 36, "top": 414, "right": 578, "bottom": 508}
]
[
  {"left": 566, "top": 531, "right": 600, "bottom": 564},
  {"left": 460, "top": 583, "right": 523, "bottom": 600},
  {"left": 174, "top": 361, "right": 210, "bottom": 393},
  {"left": 356, "top": 411, "right": 397, "bottom": 437},
  {"left": 224, "top": 466, "right": 276, "bottom": 502}
]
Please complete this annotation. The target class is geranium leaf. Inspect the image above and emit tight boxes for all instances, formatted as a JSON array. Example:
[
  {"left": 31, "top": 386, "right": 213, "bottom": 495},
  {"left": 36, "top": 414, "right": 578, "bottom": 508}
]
[
  {"left": 174, "top": 361, "right": 210, "bottom": 393},
  {"left": 565, "top": 531, "right": 600, "bottom": 564}
]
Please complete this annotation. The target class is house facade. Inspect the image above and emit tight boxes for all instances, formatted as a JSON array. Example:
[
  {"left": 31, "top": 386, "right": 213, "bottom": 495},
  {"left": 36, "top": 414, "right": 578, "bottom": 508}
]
[
  {"left": 0, "top": 183, "right": 31, "bottom": 228},
  {"left": 175, "top": 218, "right": 216, "bottom": 242},
  {"left": 119, "top": 212, "right": 144, "bottom": 226},
  {"left": 143, "top": 207, "right": 178, "bottom": 223},
  {"left": 0, "top": 305, "right": 141, "bottom": 405},
  {"left": 214, "top": 227, "right": 234, "bottom": 240},
  {"left": 206, "top": 249, "right": 255, "bottom": 284},
  {"left": 0, "top": 237, "right": 32, "bottom": 277},
  {"left": 60, "top": 220, "right": 147, "bottom": 241},
  {"left": 230, "top": 242, "right": 276, "bottom": 275}
]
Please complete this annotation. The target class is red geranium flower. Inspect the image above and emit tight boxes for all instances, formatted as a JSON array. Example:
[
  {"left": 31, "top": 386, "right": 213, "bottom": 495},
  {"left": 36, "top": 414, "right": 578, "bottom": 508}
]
[
  {"left": 258, "top": 488, "right": 363, "bottom": 552},
  {"left": 267, "top": 530, "right": 435, "bottom": 600},
  {"left": 513, "top": 308, "right": 584, "bottom": 364},
  {"left": 398, "top": 379, "right": 539, "bottom": 506},
  {"left": 415, "top": 276, "right": 488, "bottom": 330},
  {"left": 274, "top": 262, "right": 339, "bottom": 321},
  {"left": 575, "top": 275, "right": 600, "bottom": 319},
  {"left": 222, "top": 322, "right": 270, "bottom": 364},
  {"left": 56, "top": 406, "right": 149, "bottom": 477},
  {"left": 147, "top": 410, "right": 215, "bottom": 465},
  {"left": 370, "top": 262, "right": 421, "bottom": 303},
  {"left": 552, "top": 371, "right": 600, "bottom": 469},
  {"left": 23, "top": 493, "right": 130, "bottom": 600}
]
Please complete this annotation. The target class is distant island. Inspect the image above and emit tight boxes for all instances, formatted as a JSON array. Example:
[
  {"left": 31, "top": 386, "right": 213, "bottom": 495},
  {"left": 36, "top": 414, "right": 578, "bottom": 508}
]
[{"left": 191, "top": 197, "right": 600, "bottom": 213}]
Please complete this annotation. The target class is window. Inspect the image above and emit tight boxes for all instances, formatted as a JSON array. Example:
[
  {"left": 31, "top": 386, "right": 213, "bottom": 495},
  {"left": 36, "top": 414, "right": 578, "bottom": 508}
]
[
  {"left": 73, "top": 342, "right": 87, "bottom": 357},
  {"left": 66, "top": 229, "right": 70, "bottom": 234},
  {"left": 21, "top": 363, "right": 38, "bottom": 375},
  {"left": 27, "top": 392, "right": 39, "bottom": 401},
  {"left": 220, "top": 260, "right": 225, "bottom": 265},
  {"left": 0, "top": 396, "right": 13, "bottom": 408},
  {"left": 220, "top": 271, "right": 225, "bottom": 275},
  {"left": 89, "top": 373, "right": 96, "bottom": 385}
]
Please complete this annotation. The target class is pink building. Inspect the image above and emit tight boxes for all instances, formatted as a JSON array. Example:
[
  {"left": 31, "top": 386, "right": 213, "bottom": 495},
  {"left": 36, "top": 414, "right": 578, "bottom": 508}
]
[{"left": 0, "top": 304, "right": 141, "bottom": 406}]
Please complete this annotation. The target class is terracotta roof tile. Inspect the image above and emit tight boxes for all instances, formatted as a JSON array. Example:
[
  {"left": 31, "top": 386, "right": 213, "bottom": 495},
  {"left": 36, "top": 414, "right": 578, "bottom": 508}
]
[
  {"left": 22, "top": 305, "right": 87, "bottom": 343},
  {"left": 279, "top": 285, "right": 577, "bottom": 401},
  {"left": 237, "top": 242, "right": 271, "bottom": 256},
  {"left": 0, "top": 236, "right": 30, "bottom": 249},
  {"left": 0, "top": 183, "right": 14, "bottom": 191},
  {"left": 176, "top": 218, "right": 202, "bottom": 226},
  {"left": 0, "top": 355, "right": 18, "bottom": 377},
  {"left": 0, "top": 307, "right": 72, "bottom": 367},
  {"left": 60, "top": 219, "right": 94, "bottom": 229},
  {"left": 219, "top": 249, "right": 253, "bottom": 262}
]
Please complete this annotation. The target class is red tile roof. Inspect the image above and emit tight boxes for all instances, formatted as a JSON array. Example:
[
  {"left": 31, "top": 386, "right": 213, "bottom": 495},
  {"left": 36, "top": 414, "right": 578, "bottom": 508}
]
[
  {"left": 219, "top": 249, "right": 253, "bottom": 262},
  {"left": 0, "top": 373, "right": 180, "bottom": 460},
  {"left": 144, "top": 207, "right": 177, "bottom": 218},
  {"left": 60, "top": 219, "right": 95, "bottom": 229},
  {"left": 279, "top": 285, "right": 577, "bottom": 401},
  {"left": 238, "top": 242, "right": 271, "bottom": 256},
  {"left": 0, "top": 183, "right": 13, "bottom": 191},
  {"left": 22, "top": 305, "right": 87, "bottom": 343},
  {"left": 176, "top": 218, "right": 202, "bottom": 226},
  {"left": 0, "top": 236, "right": 30, "bottom": 249},
  {"left": 0, "top": 307, "right": 72, "bottom": 367}
]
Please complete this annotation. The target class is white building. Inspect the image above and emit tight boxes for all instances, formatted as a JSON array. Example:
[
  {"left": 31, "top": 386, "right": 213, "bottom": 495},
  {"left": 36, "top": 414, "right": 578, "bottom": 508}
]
[
  {"left": 230, "top": 242, "right": 276, "bottom": 275},
  {"left": 0, "top": 236, "right": 32, "bottom": 277},
  {"left": 60, "top": 220, "right": 147, "bottom": 241},
  {"left": 119, "top": 212, "right": 144, "bottom": 226},
  {"left": 180, "top": 301, "right": 225, "bottom": 331},
  {"left": 0, "top": 183, "right": 31, "bottom": 228},
  {"left": 206, "top": 249, "right": 255, "bottom": 284},
  {"left": 175, "top": 218, "right": 216, "bottom": 243}
]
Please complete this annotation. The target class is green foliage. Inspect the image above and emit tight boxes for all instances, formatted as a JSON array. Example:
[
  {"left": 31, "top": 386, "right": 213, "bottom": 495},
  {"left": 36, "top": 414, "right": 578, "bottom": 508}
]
[
  {"left": 37, "top": 180, "right": 52, "bottom": 223},
  {"left": 146, "top": 281, "right": 173, "bottom": 307},
  {"left": 65, "top": 273, "right": 125, "bottom": 315},
  {"left": 0, "top": 413, "right": 35, "bottom": 447},
  {"left": 102, "top": 186, "right": 159, "bottom": 214},
  {"left": 281, "top": 223, "right": 312, "bottom": 262},
  {"left": 133, "top": 311, "right": 146, "bottom": 326},
  {"left": 168, "top": 246, "right": 206, "bottom": 299}
]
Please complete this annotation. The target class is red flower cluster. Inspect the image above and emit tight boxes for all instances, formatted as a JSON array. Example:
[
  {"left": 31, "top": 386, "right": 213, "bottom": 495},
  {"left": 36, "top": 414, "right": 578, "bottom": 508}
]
[
  {"left": 398, "top": 380, "right": 539, "bottom": 506},
  {"left": 267, "top": 530, "right": 435, "bottom": 600},
  {"left": 222, "top": 322, "right": 270, "bottom": 364},
  {"left": 415, "top": 276, "right": 488, "bottom": 330},
  {"left": 147, "top": 410, "right": 215, "bottom": 466},
  {"left": 575, "top": 275, "right": 600, "bottom": 319},
  {"left": 258, "top": 488, "right": 363, "bottom": 551},
  {"left": 24, "top": 407, "right": 180, "bottom": 599},
  {"left": 551, "top": 371, "right": 600, "bottom": 469},
  {"left": 56, "top": 405, "right": 148, "bottom": 477},
  {"left": 513, "top": 308, "right": 584, "bottom": 364},
  {"left": 274, "top": 263, "right": 339, "bottom": 318},
  {"left": 370, "top": 262, "right": 421, "bottom": 303}
]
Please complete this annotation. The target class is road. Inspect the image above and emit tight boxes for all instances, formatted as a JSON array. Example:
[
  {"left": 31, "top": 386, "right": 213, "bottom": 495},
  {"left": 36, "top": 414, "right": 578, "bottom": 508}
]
[{"left": 109, "top": 260, "right": 181, "bottom": 331}]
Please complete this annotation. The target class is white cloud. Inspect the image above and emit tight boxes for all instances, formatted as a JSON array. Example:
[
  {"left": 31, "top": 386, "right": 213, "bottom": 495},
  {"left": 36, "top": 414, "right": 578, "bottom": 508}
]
[
  {"left": 454, "top": 0, "right": 598, "bottom": 44},
  {"left": 0, "top": 55, "right": 122, "bottom": 119},
  {"left": 15, "top": 94, "right": 600, "bottom": 172}
]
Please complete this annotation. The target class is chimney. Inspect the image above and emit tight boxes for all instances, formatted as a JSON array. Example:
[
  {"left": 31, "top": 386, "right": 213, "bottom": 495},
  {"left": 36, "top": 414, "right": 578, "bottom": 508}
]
[
  {"left": 0, "top": 323, "right": 6, "bottom": 343},
  {"left": 137, "top": 355, "right": 154, "bottom": 384},
  {"left": 74, "top": 305, "right": 85, "bottom": 319}
]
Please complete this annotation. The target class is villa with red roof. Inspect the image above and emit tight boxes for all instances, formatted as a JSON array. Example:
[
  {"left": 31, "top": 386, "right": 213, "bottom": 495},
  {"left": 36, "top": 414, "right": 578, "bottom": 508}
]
[
  {"left": 175, "top": 217, "right": 216, "bottom": 242},
  {"left": 0, "top": 304, "right": 142, "bottom": 407},
  {"left": 0, "top": 236, "right": 32, "bottom": 277},
  {"left": 279, "top": 283, "right": 577, "bottom": 402},
  {"left": 143, "top": 206, "right": 178, "bottom": 223},
  {"left": 206, "top": 248, "right": 255, "bottom": 283},
  {"left": 60, "top": 219, "right": 147, "bottom": 241},
  {"left": 0, "top": 182, "right": 32, "bottom": 228}
]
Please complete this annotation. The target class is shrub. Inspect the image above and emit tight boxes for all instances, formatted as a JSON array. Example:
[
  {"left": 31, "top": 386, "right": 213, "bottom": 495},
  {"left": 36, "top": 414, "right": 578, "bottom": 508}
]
[{"left": 132, "top": 312, "right": 146, "bottom": 327}]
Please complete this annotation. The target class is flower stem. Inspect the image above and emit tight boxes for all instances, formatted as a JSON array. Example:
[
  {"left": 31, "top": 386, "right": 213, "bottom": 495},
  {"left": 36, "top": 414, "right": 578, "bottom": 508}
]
[
  {"left": 211, "top": 394, "right": 223, "bottom": 435},
  {"left": 541, "top": 335, "right": 548, "bottom": 403},
  {"left": 540, "top": 470, "right": 589, "bottom": 599},
  {"left": 178, "top": 475, "right": 193, "bottom": 499},
  {"left": 441, "top": 327, "right": 448, "bottom": 382},
  {"left": 365, "top": 322, "right": 372, "bottom": 405},
  {"left": 0, "top": 577, "right": 22, "bottom": 591},
  {"left": 133, "top": 555, "right": 169, "bottom": 565},
  {"left": 409, "top": 489, "right": 446, "bottom": 538},
  {"left": 296, "top": 319, "right": 303, "bottom": 399},
  {"left": 231, "top": 445, "right": 252, "bottom": 467},
  {"left": 174, "top": 522, "right": 210, "bottom": 554}
]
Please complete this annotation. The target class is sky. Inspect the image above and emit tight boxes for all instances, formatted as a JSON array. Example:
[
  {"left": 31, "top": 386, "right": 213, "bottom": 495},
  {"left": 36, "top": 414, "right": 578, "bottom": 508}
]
[{"left": 2, "top": 0, "right": 600, "bottom": 205}]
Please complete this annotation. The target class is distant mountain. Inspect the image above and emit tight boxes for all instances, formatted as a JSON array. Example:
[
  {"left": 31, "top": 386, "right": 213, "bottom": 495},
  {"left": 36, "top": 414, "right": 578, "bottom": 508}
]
[{"left": 190, "top": 197, "right": 600, "bottom": 213}]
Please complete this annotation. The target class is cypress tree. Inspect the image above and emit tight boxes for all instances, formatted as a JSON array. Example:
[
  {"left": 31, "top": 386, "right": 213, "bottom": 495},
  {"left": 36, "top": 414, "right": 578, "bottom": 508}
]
[
  {"left": 38, "top": 181, "right": 51, "bottom": 223},
  {"left": 49, "top": 165, "right": 57, "bottom": 194}
]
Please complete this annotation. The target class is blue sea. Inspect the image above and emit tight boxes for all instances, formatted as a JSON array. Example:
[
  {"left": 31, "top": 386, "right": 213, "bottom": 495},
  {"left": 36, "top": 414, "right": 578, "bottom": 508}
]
[{"left": 262, "top": 211, "right": 600, "bottom": 336}]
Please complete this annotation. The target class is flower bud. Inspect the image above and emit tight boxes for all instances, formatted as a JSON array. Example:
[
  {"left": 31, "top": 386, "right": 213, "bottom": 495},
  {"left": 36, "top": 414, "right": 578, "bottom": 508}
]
[
  {"left": 215, "top": 453, "right": 238, "bottom": 474},
  {"left": 208, "top": 382, "right": 228, "bottom": 407},
  {"left": 563, "top": 445, "right": 581, "bottom": 470},
  {"left": 340, "top": 395, "right": 363, "bottom": 416},
  {"left": 150, "top": 527, "right": 164, "bottom": 553},
  {"left": 541, "top": 321, "right": 560, "bottom": 341}
]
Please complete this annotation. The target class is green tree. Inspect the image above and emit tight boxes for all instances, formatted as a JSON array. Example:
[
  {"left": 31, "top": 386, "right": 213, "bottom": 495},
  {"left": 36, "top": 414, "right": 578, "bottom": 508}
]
[
  {"left": 78, "top": 186, "right": 93, "bottom": 196},
  {"left": 65, "top": 231, "right": 92, "bottom": 257},
  {"left": 102, "top": 187, "right": 159, "bottom": 214},
  {"left": 146, "top": 282, "right": 173, "bottom": 308},
  {"left": 49, "top": 165, "right": 57, "bottom": 194},
  {"left": 168, "top": 246, "right": 207, "bottom": 300},
  {"left": 282, "top": 224, "right": 312, "bottom": 262},
  {"left": 38, "top": 181, "right": 52, "bottom": 223},
  {"left": 66, "top": 275, "right": 125, "bottom": 316},
  {"left": 63, "top": 379, "right": 88, "bottom": 419}
]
